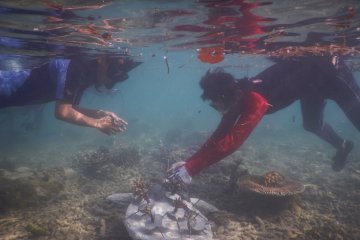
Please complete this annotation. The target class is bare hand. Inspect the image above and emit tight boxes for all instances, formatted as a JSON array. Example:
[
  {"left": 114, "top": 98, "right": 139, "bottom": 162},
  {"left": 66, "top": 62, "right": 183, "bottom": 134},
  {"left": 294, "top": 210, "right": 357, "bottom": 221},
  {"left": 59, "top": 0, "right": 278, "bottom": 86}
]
[
  {"left": 97, "top": 110, "right": 128, "bottom": 132},
  {"left": 95, "top": 116, "right": 122, "bottom": 135},
  {"left": 107, "top": 112, "right": 128, "bottom": 131}
]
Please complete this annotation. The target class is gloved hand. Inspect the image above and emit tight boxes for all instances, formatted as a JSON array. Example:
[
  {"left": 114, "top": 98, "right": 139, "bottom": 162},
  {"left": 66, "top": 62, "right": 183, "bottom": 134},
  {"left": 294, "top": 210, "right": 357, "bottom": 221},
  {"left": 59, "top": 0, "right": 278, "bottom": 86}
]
[{"left": 166, "top": 161, "right": 192, "bottom": 184}]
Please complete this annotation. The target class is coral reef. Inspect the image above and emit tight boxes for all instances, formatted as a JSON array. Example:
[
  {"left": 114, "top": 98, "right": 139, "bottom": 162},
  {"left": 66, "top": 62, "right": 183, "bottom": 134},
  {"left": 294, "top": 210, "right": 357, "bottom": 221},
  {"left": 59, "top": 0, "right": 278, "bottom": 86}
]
[
  {"left": 263, "top": 171, "right": 285, "bottom": 187},
  {"left": 0, "top": 167, "right": 65, "bottom": 211},
  {"left": 132, "top": 178, "right": 150, "bottom": 203},
  {"left": 237, "top": 171, "right": 305, "bottom": 196},
  {"left": 1, "top": 139, "right": 360, "bottom": 240},
  {"left": 72, "top": 145, "right": 140, "bottom": 179},
  {"left": 125, "top": 177, "right": 213, "bottom": 240},
  {"left": 25, "top": 223, "right": 49, "bottom": 236}
]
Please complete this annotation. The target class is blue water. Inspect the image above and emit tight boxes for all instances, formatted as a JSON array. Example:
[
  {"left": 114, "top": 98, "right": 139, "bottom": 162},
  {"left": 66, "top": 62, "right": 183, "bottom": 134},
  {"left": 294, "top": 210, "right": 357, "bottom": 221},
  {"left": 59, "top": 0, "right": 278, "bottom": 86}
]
[
  {"left": 1, "top": 1, "right": 360, "bottom": 239},
  {"left": 0, "top": 0, "right": 360, "bottom": 156},
  {"left": 0, "top": 0, "right": 359, "bottom": 175}
]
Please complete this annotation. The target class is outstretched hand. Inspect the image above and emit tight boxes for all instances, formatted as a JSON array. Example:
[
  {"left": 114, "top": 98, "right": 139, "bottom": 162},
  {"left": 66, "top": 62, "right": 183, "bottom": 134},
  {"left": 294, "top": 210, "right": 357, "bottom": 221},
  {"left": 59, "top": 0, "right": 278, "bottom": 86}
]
[
  {"left": 95, "top": 114, "right": 127, "bottom": 135},
  {"left": 97, "top": 110, "right": 128, "bottom": 132},
  {"left": 105, "top": 111, "right": 128, "bottom": 131},
  {"left": 95, "top": 116, "right": 118, "bottom": 135},
  {"left": 166, "top": 161, "right": 192, "bottom": 184}
]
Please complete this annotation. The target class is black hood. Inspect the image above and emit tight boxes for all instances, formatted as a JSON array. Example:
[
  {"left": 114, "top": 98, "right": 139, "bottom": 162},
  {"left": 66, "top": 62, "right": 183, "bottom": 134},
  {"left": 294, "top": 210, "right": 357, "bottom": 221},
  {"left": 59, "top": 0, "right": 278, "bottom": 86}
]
[
  {"left": 122, "top": 58, "right": 142, "bottom": 73},
  {"left": 105, "top": 58, "right": 142, "bottom": 89}
]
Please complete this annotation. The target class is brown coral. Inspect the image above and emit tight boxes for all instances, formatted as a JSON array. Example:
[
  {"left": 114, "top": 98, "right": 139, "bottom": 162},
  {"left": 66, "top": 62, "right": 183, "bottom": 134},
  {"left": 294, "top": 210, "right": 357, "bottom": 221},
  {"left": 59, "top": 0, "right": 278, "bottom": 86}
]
[
  {"left": 237, "top": 171, "right": 304, "bottom": 196},
  {"left": 263, "top": 171, "right": 285, "bottom": 187}
]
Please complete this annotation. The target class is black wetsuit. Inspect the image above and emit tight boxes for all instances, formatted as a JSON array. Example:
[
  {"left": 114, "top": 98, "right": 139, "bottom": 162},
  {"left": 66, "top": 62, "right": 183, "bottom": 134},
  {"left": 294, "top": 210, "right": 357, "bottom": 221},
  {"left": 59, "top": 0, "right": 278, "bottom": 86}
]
[
  {"left": 251, "top": 56, "right": 360, "bottom": 151},
  {"left": 0, "top": 58, "right": 97, "bottom": 108},
  {"left": 169, "top": 57, "right": 359, "bottom": 177}
]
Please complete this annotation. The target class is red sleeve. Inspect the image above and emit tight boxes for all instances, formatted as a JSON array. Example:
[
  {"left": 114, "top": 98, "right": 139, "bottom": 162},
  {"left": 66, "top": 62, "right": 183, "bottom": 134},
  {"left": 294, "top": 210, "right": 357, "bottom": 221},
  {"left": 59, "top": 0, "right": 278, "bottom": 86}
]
[{"left": 184, "top": 91, "right": 269, "bottom": 176}]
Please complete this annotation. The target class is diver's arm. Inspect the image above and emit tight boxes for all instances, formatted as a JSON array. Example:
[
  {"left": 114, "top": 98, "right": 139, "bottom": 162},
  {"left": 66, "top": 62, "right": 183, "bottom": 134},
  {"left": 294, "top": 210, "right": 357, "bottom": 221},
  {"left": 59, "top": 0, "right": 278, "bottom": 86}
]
[
  {"left": 55, "top": 101, "right": 121, "bottom": 135},
  {"left": 184, "top": 91, "right": 269, "bottom": 176},
  {"left": 55, "top": 101, "right": 99, "bottom": 127},
  {"left": 72, "top": 106, "right": 106, "bottom": 118},
  {"left": 73, "top": 105, "right": 128, "bottom": 130}
]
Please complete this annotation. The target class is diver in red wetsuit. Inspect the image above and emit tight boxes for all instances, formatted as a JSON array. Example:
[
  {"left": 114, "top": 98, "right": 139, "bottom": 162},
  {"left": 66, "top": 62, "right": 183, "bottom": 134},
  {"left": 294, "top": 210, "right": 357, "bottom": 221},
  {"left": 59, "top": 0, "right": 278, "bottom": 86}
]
[{"left": 168, "top": 56, "right": 358, "bottom": 183}]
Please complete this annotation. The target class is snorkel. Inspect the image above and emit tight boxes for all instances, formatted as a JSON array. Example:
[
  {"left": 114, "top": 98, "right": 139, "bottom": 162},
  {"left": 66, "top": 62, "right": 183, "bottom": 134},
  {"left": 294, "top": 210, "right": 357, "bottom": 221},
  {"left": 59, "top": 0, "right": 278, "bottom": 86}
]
[
  {"left": 200, "top": 68, "right": 239, "bottom": 114},
  {"left": 105, "top": 57, "right": 142, "bottom": 89},
  {"left": 96, "top": 55, "right": 142, "bottom": 90}
]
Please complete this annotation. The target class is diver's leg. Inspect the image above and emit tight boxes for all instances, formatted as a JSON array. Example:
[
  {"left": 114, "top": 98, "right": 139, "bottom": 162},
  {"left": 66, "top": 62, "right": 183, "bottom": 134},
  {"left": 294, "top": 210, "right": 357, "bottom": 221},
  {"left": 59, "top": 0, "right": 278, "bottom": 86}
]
[
  {"left": 301, "top": 98, "right": 344, "bottom": 147},
  {"left": 301, "top": 97, "right": 353, "bottom": 171},
  {"left": 332, "top": 64, "right": 360, "bottom": 131}
]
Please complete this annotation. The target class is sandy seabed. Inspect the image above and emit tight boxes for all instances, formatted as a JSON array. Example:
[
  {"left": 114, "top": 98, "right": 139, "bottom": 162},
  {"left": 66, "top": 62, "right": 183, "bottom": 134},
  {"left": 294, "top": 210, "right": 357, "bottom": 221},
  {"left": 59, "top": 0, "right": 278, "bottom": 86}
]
[{"left": 0, "top": 135, "right": 360, "bottom": 240}]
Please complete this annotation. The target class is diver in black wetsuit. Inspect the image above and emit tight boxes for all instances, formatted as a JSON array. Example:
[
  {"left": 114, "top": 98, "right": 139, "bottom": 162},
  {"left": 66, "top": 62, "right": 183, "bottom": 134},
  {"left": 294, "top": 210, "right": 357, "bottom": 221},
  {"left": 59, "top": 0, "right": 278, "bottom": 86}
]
[
  {"left": 252, "top": 56, "right": 357, "bottom": 171},
  {"left": 0, "top": 56, "right": 141, "bottom": 135},
  {"left": 168, "top": 56, "right": 358, "bottom": 185}
]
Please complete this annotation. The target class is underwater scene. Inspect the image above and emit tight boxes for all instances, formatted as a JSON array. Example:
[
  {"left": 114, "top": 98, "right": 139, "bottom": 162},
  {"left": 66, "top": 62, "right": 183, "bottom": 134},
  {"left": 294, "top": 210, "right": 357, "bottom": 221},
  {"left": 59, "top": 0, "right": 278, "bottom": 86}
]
[{"left": 1, "top": 0, "right": 360, "bottom": 239}]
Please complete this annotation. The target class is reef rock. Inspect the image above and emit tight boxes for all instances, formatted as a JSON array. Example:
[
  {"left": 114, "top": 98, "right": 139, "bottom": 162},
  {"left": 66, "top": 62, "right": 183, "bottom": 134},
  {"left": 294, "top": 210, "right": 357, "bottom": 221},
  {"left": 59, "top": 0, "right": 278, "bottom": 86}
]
[
  {"left": 124, "top": 194, "right": 213, "bottom": 240},
  {"left": 0, "top": 167, "right": 65, "bottom": 211},
  {"left": 72, "top": 146, "right": 140, "bottom": 179},
  {"left": 237, "top": 171, "right": 305, "bottom": 197}
]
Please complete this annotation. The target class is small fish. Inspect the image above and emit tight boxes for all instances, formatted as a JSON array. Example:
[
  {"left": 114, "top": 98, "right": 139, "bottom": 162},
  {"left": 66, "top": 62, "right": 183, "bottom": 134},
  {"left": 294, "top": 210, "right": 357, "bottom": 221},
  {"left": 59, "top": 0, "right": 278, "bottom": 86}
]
[
  {"left": 178, "top": 63, "right": 186, "bottom": 68},
  {"left": 164, "top": 56, "right": 170, "bottom": 74}
]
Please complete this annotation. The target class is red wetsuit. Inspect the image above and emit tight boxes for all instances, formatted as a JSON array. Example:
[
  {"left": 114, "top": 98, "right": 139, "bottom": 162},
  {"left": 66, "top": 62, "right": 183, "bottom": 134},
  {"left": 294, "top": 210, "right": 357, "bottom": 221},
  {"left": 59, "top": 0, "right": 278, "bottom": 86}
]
[
  {"left": 184, "top": 57, "right": 360, "bottom": 176},
  {"left": 184, "top": 91, "right": 269, "bottom": 176}
]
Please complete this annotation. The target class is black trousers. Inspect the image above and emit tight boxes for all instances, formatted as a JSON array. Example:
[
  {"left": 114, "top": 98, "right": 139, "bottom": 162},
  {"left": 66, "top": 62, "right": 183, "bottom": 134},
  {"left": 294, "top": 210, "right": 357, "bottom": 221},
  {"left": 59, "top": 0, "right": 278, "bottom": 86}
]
[{"left": 301, "top": 61, "right": 360, "bottom": 150}]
